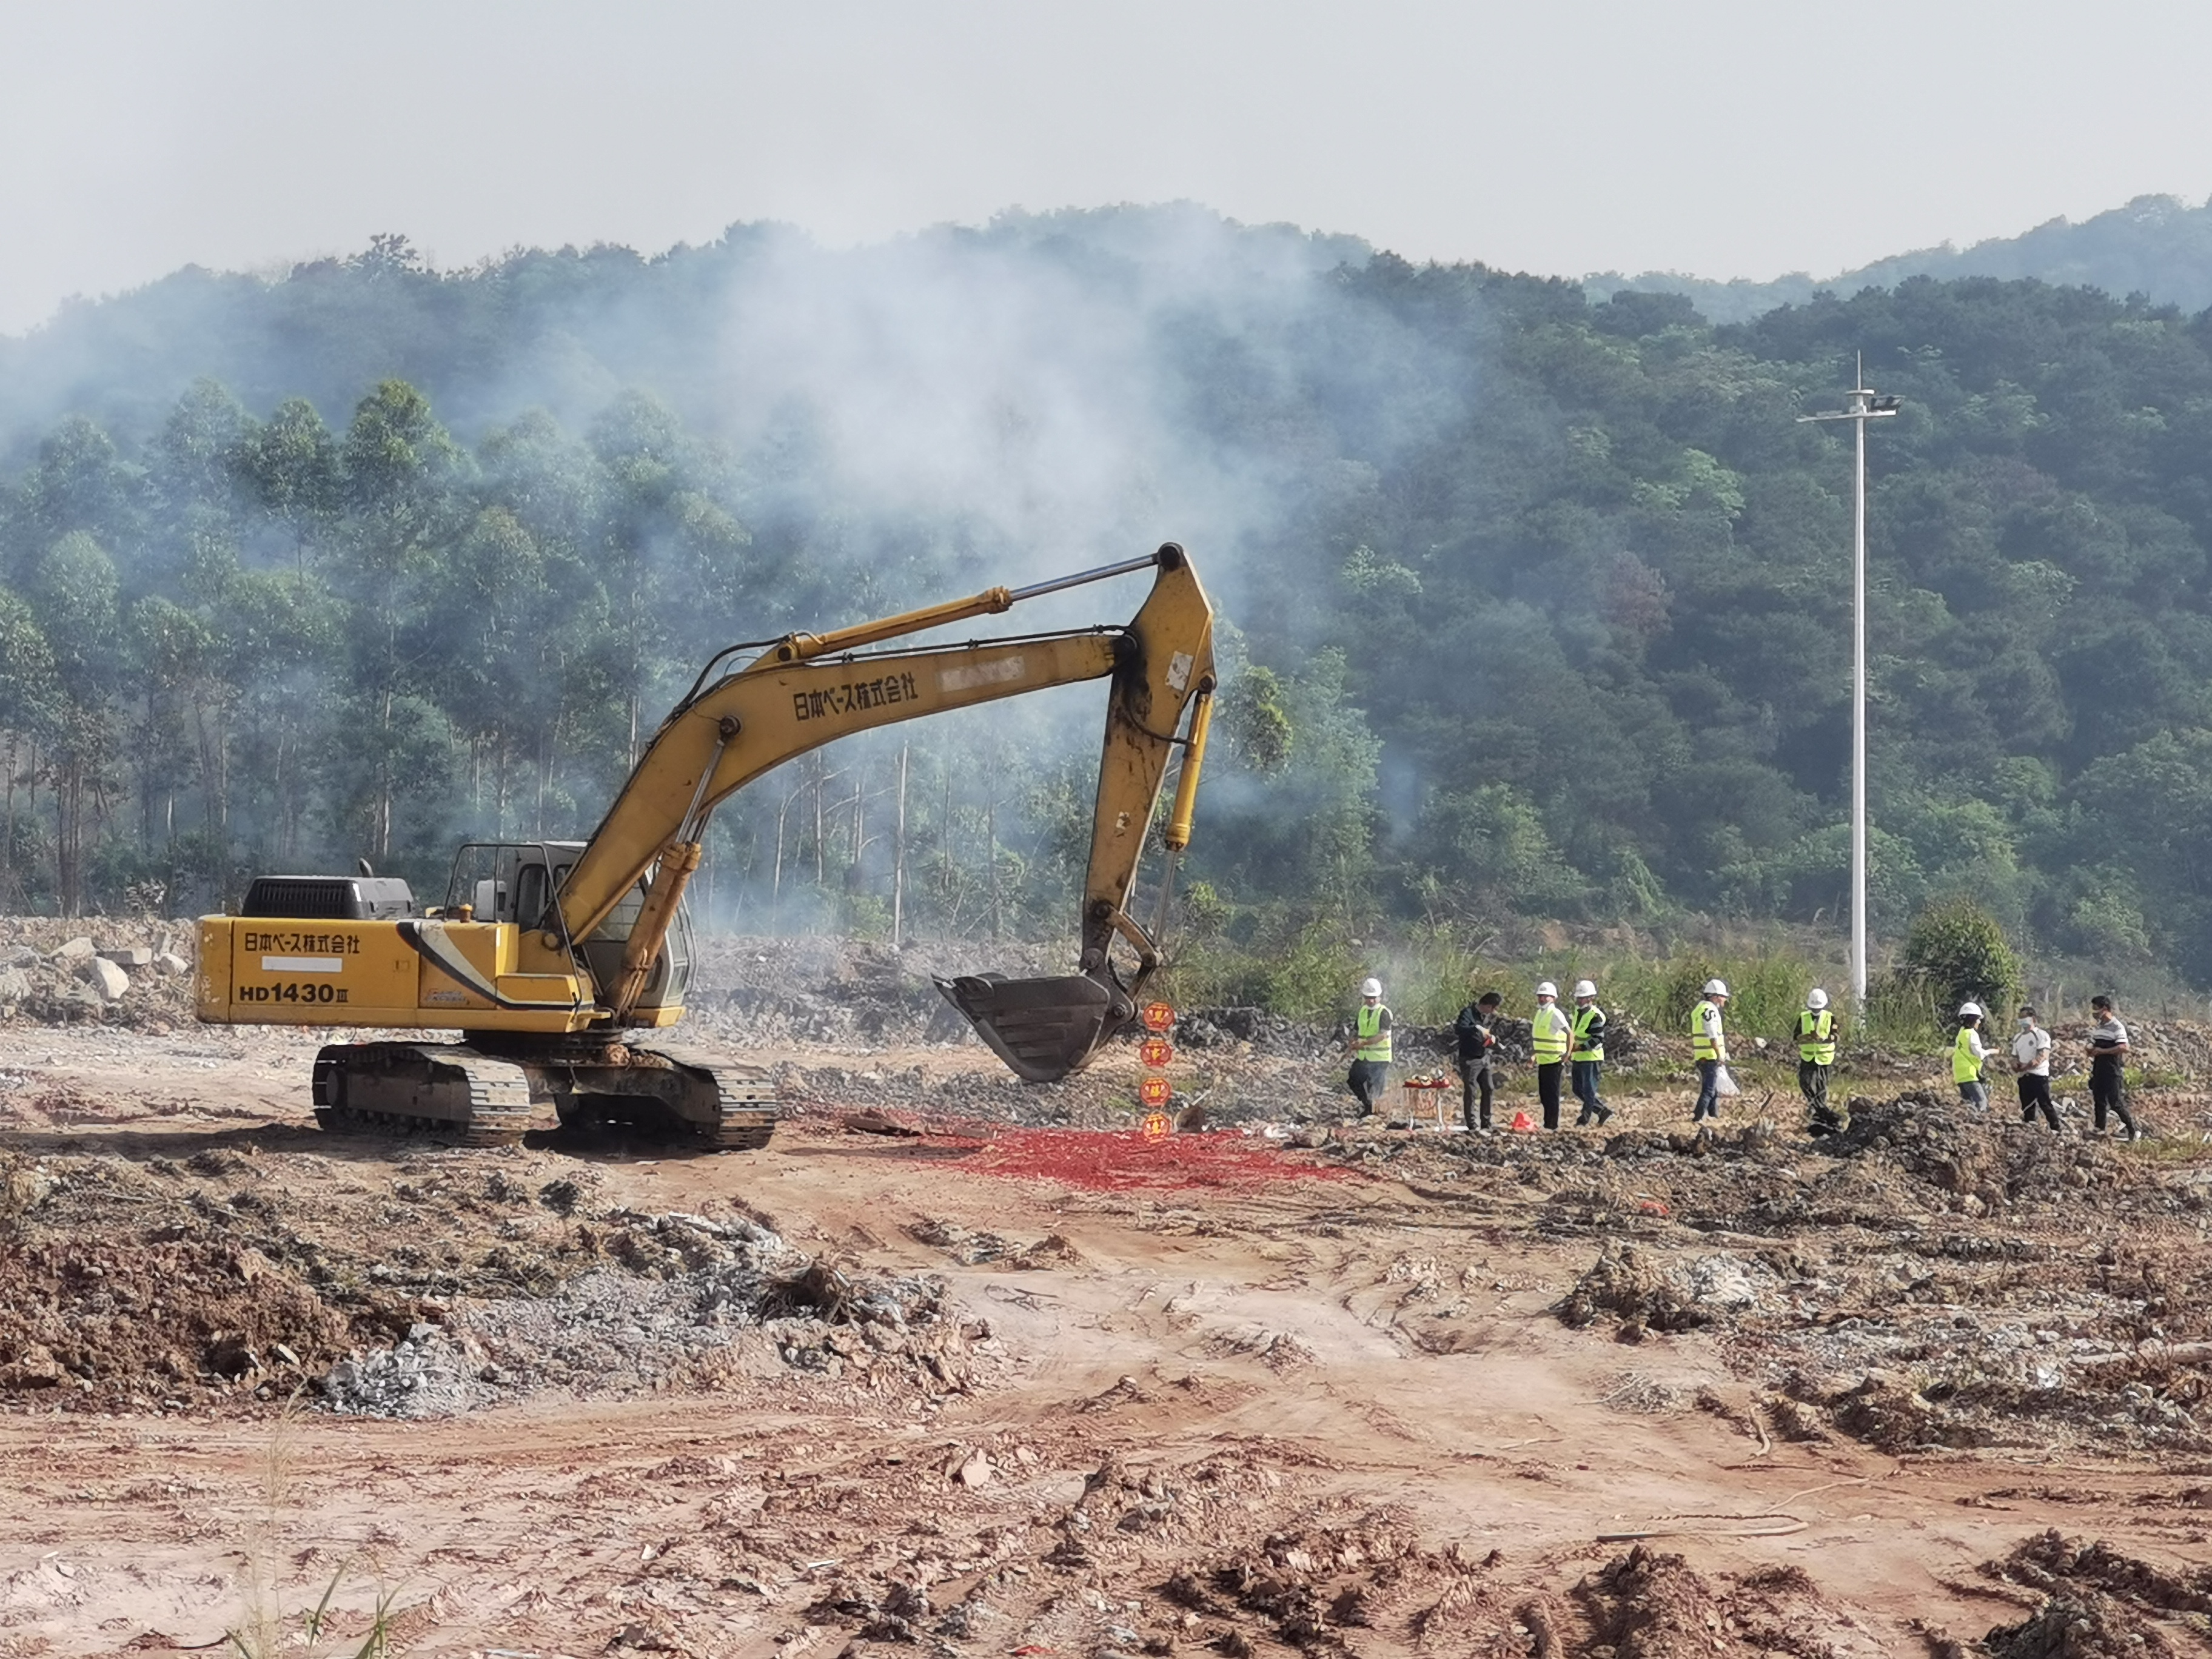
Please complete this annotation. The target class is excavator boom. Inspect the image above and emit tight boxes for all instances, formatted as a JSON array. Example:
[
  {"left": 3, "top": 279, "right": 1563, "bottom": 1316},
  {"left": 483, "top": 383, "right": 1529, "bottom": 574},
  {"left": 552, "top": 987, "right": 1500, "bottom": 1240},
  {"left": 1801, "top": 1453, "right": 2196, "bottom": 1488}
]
[{"left": 561, "top": 541, "right": 1215, "bottom": 1075}]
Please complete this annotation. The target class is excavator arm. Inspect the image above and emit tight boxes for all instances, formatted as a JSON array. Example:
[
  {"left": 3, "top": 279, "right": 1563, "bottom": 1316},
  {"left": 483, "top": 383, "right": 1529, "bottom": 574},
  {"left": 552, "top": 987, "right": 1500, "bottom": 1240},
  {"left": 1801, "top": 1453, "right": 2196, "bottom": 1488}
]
[{"left": 555, "top": 544, "right": 1216, "bottom": 1079}]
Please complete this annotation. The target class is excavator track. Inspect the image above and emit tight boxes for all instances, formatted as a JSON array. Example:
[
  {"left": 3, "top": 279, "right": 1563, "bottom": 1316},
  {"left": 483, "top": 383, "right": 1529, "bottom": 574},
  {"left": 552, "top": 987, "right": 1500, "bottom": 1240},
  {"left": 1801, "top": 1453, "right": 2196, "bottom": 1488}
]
[
  {"left": 311, "top": 1042, "right": 539, "bottom": 1147},
  {"left": 640, "top": 1046, "right": 779, "bottom": 1150}
]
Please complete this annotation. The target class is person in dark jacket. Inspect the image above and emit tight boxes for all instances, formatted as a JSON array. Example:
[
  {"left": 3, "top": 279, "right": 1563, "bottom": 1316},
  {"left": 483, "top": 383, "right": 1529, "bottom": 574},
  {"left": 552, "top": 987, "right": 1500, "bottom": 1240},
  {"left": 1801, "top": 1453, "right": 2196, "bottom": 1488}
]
[{"left": 1453, "top": 990, "right": 1502, "bottom": 1131}]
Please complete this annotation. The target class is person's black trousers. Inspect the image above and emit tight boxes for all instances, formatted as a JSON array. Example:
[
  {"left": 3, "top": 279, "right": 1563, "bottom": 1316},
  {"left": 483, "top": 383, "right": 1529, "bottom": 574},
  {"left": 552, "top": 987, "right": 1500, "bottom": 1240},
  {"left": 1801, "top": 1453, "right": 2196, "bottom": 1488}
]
[
  {"left": 1537, "top": 1061, "right": 1563, "bottom": 1130},
  {"left": 2090, "top": 1061, "right": 2136, "bottom": 1134},
  {"left": 1460, "top": 1061, "right": 1492, "bottom": 1130},
  {"left": 1798, "top": 1060, "right": 1828, "bottom": 1114},
  {"left": 1347, "top": 1059, "right": 1388, "bottom": 1115},
  {"left": 2017, "top": 1073, "right": 2059, "bottom": 1130}
]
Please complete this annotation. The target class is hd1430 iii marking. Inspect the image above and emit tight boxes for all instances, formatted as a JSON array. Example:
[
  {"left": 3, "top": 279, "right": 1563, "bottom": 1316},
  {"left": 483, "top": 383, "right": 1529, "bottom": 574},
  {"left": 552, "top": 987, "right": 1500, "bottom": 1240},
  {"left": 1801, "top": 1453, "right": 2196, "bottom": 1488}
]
[{"left": 235, "top": 982, "right": 351, "bottom": 1004}]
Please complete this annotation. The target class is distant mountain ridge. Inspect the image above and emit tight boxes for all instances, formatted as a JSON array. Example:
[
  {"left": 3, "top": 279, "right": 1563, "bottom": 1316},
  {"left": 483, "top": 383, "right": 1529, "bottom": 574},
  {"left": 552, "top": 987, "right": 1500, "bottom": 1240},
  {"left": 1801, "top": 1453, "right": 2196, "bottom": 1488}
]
[{"left": 1586, "top": 193, "right": 2212, "bottom": 322}]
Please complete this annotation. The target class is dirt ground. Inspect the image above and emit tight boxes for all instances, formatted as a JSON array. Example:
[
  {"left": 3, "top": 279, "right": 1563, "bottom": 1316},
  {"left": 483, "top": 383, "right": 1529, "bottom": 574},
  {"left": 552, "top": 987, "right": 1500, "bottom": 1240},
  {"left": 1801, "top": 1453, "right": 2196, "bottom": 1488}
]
[{"left": 4, "top": 947, "right": 2212, "bottom": 1656}]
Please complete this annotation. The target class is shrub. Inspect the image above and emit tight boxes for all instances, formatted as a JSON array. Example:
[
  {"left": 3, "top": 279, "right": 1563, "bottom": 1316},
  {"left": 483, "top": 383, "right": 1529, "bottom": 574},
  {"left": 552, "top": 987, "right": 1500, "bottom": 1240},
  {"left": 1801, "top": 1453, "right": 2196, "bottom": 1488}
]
[{"left": 1896, "top": 897, "right": 2022, "bottom": 1024}]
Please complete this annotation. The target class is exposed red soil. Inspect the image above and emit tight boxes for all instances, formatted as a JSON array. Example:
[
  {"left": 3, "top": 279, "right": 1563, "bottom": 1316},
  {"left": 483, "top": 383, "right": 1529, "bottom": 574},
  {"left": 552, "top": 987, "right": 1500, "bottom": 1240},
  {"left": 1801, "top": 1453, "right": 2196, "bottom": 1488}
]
[{"left": 964, "top": 1125, "right": 1363, "bottom": 1191}]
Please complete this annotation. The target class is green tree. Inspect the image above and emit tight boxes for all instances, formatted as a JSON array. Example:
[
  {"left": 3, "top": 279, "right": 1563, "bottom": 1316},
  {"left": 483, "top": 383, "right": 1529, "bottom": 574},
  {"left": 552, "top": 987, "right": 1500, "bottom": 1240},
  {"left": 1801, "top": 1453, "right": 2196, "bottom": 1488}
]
[
  {"left": 233, "top": 397, "right": 341, "bottom": 575},
  {"left": 1897, "top": 897, "right": 2023, "bottom": 1026},
  {"left": 27, "top": 532, "right": 121, "bottom": 914}
]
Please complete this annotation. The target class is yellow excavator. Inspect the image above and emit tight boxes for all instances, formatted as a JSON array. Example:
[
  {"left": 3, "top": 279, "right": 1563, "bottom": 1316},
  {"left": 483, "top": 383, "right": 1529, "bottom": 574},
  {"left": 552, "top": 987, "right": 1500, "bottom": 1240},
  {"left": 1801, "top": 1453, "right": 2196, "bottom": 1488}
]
[{"left": 195, "top": 545, "right": 1216, "bottom": 1148}]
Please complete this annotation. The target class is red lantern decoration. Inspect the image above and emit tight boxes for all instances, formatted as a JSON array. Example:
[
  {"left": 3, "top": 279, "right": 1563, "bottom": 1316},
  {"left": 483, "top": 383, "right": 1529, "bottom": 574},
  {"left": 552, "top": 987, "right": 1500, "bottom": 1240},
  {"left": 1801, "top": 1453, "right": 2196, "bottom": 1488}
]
[
  {"left": 1139, "top": 1035, "right": 1174, "bottom": 1069},
  {"left": 1138, "top": 1074, "right": 1173, "bottom": 1108},
  {"left": 1141, "top": 1000, "right": 1176, "bottom": 1032},
  {"left": 1141, "top": 1110, "right": 1171, "bottom": 1138}
]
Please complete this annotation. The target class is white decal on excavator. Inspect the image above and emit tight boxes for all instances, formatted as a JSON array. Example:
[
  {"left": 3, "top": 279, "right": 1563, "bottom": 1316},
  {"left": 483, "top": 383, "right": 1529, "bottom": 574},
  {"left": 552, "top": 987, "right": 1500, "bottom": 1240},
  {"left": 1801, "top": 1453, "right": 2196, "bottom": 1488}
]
[
  {"left": 939, "top": 657, "right": 1025, "bottom": 692},
  {"left": 1166, "top": 652, "right": 1194, "bottom": 692},
  {"left": 262, "top": 956, "right": 342, "bottom": 973}
]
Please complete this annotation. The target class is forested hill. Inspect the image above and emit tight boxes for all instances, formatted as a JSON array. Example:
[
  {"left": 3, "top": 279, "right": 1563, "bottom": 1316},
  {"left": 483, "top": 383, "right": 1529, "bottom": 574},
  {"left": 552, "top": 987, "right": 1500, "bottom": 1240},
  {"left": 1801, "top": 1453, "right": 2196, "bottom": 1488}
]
[
  {"left": 4, "top": 206, "right": 2212, "bottom": 991},
  {"left": 1591, "top": 192, "right": 2212, "bottom": 323},
  {"left": 0, "top": 207, "right": 1376, "bottom": 463}
]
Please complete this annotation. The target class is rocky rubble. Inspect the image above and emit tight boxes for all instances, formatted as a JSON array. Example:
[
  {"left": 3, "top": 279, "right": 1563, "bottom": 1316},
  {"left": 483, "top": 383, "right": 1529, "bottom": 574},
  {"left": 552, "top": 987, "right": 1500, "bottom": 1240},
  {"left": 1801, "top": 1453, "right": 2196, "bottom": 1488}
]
[
  {"left": 1557, "top": 1244, "right": 1783, "bottom": 1335},
  {"left": 1972, "top": 1530, "right": 2212, "bottom": 1657},
  {"left": 0, "top": 922, "right": 193, "bottom": 1027},
  {"left": 320, "top": 1322, "right": 496, "bottom": 1418},
  {"left": 1496, "top": 1087, "right": 2212, "bottom": 1456},
  {"left": 321, "top": 1208, "right": 976, "bottom": 1418},
  {"left": 0, "top": 1142, "right": 980, "bottom": 1421}
]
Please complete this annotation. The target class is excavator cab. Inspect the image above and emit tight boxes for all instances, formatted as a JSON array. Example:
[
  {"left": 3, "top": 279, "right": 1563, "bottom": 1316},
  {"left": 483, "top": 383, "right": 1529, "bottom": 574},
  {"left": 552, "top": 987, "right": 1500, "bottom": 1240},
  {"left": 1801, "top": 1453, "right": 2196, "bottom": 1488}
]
[{"left": 443, "top": 841, "right": 692, "bottom": 1016}]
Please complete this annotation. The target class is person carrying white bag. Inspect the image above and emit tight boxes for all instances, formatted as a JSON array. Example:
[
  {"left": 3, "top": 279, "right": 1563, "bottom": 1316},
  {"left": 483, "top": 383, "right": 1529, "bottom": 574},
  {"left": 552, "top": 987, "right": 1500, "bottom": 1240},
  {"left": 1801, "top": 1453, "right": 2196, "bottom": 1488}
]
[{"left": 1691, "top": 979, "right": 1733, "bottom": 1124}]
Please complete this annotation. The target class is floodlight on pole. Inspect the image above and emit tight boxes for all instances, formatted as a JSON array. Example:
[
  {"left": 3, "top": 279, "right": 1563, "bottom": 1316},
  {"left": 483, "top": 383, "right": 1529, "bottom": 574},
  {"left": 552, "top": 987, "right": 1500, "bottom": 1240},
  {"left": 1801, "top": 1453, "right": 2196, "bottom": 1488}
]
[{"left": 1798, "top": 353, "right": 1899, "bottom": 1016}]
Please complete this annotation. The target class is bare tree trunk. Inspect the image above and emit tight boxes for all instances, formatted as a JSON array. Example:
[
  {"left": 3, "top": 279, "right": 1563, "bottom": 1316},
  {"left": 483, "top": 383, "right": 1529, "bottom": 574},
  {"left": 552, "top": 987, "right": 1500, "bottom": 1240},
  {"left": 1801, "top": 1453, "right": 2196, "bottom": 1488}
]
[
  {"left": 537, "top": 729, "right": 551, "bottom": 837},
  {"left": 24, "top": 740, "right": 36, "bottom": 903},
  {"left": 848, "top": 777, "right": 865, "bottom": 888},
  {"left": 813, "top": 752, "right": 826, "bottom": 888},
  {"left": 987, "top": 795, "right": 1000, "bottom": 942},
  {"left": 773, "top": 789, "right": 791, "bottom": 933},
  {"left": 702, "top": 823, "right": 716, "bottom": 931},
  {"left": 3, "top": 732, "right": 16, "bottom": 879},
  {"left": 58, "top": 759, "right": 81, "bottom": 919},
  {"left": 940, "top": 746, "right": 954, "bottom": 902},
  {"left": 377, "top": 687, "right": 395, "bottom": 859},
  {"left": 892, "top": 741, "right": 909, "bottom": 950},
  {"left": 140, "top": 691, "right": 155, "bottom": 849}
]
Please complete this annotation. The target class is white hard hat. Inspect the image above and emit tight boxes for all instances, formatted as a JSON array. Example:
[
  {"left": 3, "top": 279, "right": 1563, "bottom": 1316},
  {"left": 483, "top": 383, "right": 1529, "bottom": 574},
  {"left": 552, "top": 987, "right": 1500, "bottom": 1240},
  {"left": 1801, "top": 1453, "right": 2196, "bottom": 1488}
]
[
  {"left": 1535, "top": 980, "right": 1558, "bottom": 998},
  {"left": 1360, "top": 977, "right": 1382, "bottom": 998},
  {"left": 1703, "top": 979, "right": 1730, "bottom": 997},
  {"left": 1959, "top": 1000, "right": 1982, "bottom": 1019},
  {"left": 1806, "top": 988, "right": 1829, "bottom": 1010},
  {"left": 1573, "top": 979, "right": 1597, "bottom": 999}
]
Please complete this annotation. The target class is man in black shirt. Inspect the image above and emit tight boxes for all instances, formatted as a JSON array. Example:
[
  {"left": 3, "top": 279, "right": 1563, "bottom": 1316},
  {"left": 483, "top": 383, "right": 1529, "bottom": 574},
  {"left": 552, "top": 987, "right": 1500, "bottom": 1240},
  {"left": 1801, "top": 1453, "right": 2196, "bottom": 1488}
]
[
  {"left": 2087, "top": 993, "right": 2140, "bottom": 1140},
  {"left": 1453, "top": 990, "right": 1502, "bottom": 1132}
]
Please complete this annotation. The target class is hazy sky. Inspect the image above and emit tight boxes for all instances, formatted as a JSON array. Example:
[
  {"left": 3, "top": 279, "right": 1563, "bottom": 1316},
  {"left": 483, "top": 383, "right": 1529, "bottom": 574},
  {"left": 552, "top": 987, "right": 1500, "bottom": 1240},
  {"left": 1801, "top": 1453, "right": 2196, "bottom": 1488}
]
[{"left": 5, "top": 0, "right": 2211, "bottom": 335}]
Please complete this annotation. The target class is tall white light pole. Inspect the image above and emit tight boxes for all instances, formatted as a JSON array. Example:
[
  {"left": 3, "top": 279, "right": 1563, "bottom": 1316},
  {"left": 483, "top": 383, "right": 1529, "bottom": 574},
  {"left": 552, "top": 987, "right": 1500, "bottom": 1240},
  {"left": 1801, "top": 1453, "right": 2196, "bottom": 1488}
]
[{"left": 1798, "top": 355, "right": 1899, "bottom": 1014}]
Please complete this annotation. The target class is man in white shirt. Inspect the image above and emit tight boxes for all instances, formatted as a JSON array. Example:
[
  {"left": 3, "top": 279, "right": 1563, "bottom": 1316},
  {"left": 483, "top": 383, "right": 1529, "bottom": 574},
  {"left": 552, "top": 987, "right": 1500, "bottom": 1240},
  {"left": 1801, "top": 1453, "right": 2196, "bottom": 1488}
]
[{"left": 2011, "top": 1005, "right": 2057, "bottom": 1131}]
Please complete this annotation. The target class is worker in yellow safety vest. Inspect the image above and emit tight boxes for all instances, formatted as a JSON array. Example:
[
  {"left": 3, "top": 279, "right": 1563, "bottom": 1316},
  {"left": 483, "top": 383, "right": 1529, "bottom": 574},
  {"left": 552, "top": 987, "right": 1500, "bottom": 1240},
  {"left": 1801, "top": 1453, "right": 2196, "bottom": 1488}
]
[
  {"left": 1347, "top": 976, "right": 1393, "bottom": 1117},
  {"left": 1530, "top": 980, "right": 1571, "bottom": 1130},
  {"left": 1798, "top": 988, "right": 1841, "bottom": 1136},
  {"left": 1952, "top": 1001, "right": 1990, "bottom": 1113},
  {"left": 1570, "top": 979, "right": 1612, "bottom": 1128},
  {"left": 1691, "top": 978, "right": 1730, "bottom": 1124}
]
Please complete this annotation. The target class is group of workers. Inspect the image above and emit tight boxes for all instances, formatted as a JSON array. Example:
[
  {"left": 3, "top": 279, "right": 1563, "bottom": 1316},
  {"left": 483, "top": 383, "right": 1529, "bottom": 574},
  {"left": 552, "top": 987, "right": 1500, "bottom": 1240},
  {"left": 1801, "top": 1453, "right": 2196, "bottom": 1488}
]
[
  {"left": 1347, "top": 976, "right": 2142, "bottom": 1139},
  {"left": 1948, "top": 993, "right": 2139, "bottom": 1139}
]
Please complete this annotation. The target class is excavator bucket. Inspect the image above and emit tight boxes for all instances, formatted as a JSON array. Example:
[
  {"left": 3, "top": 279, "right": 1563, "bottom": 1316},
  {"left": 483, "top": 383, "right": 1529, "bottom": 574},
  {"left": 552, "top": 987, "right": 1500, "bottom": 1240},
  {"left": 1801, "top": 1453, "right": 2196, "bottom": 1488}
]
[{"left": 934, "top": 972, "right": 1122, "bottom": 1082}]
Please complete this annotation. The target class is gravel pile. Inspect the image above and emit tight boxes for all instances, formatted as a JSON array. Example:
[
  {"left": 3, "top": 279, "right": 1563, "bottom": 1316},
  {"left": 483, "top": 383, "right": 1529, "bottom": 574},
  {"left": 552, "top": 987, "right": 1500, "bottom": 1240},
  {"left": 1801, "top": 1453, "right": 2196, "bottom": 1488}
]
[
  {"left": 1556, "top": 1243, "right": 1785, "bottom": 1334},
  {"left": 317, "top": 1210, "right": 972, "bottom": 1417},
  {"left": 321, "top": 1322, "right": 497, "bottom": 1418}
]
